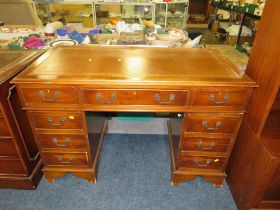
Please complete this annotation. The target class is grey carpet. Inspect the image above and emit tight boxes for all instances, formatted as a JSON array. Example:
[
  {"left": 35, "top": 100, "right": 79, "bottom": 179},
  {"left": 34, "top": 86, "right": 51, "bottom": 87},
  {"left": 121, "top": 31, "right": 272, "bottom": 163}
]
[
  {"left": 0, "top": 134, "right": 237, "bottom": 210},
  {"left": 108, "top": 118, "right": 168, "bottom": 134}
]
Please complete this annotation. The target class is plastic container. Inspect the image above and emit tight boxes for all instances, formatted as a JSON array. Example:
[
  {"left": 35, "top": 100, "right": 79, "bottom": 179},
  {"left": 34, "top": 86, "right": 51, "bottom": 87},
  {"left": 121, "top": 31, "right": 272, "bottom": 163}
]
[
  {"left": 210, "top": 0, "right": 221, "bottom": 7},
  {"left": 8, "top": 43, "right": 22, "bottom": 49},
  {"left": 69, "top": 30, "right": 85, "bottom": 43},
  {"left": 222, "top": 2, "right": 232, "bottom": 9},
  {"left": 88, "top": 29, "right": 101, "bottom": 36},
  {"left": 146, "top": 28, "right": 168, "bottom": 34},
  {"left": 234, "top": 5, "right": 247, "bottom": 13},
  {"left": 245, "top": 4, "right": 258, "bottom": 14},
  {"left": 44, "top": 22, "right": 55, "bottom": 39},
  {"left": 101, "top": 29, "right": 112, "bottom": 34}
]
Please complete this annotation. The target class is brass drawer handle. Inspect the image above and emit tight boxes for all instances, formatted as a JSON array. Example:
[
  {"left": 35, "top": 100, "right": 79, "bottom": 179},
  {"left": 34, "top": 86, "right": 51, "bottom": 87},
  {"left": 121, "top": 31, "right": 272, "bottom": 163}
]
[
  {"left": 96, "top": 93, "right": 117, "bottom": 104},
  {"left": 52, "top": 137, "right": 71, "bottom": 147},
  {"left": 196, "top": 140, "right": 216, "bottom": 150},
  {"left": 38, "top": 90, "right": 59, "bottom": 102},
  {"left": 154, "top": 93, "right": 176, "bottom": 105},
  {"left": 194, "top": 159, "right": 212, "bottom": 167},
  {"left": 55, "top": 155, "right": 74, "bottom": 164},
  {"left": 202, "top": 120, "right": 222, "bottom": 131},
  {"left": 48, "top": 117, "right": 67, "bottom": 126},
  {"left": 209, "top": 94, "right": 230, "bottom": 105}
]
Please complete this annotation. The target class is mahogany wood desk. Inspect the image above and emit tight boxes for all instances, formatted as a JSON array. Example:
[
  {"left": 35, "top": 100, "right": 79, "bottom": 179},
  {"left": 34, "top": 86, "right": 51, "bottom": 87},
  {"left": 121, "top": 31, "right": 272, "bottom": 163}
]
[{"left": 12, "top": 46, "right": 256, "bottom": 187}]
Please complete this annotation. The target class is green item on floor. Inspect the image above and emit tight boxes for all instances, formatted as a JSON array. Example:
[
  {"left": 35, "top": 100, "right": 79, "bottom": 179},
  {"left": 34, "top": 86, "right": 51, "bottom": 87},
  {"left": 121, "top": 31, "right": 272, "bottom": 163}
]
[
  {"left": 235, "top": 43, "right": 244, "bottom": 53},
  {"left": 117, "top": 112, "right": 153, "bottom": 120}
]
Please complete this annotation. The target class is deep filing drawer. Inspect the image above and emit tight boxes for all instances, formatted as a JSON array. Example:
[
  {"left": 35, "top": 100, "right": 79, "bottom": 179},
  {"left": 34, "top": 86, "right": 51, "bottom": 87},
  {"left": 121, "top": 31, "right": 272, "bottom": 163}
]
[
  {"left": 185, "top": 114, "right": 242, "bottom": 134},
  {"left": 21, "top": 87, "right": 78, "bottom": 105},
  {"left": 0, "top": 138, "right": 18, "bottom": 156},
  {"left": 79, "top": 89, "right": 188, "bottom": 106},
  {"left": 192, "top": 90, "right": 248, "bottom": 107},
  {"left": 182, "top": 137, "right": 231, "bottom": 154},
  {"left": 37, "top": 133, "right": 86, "bottom": 150},
  {"left": 30, "top": 111, "right": 83, "bottom": 130},
  {"left": 180, "top": 155, "right": 226, "bottom": 170},
  {"left": 0, "top": 115, "right": 11, "bottom": 136},
  {"left": 42, "top": 152, "right": 89, "bottom": 167}
]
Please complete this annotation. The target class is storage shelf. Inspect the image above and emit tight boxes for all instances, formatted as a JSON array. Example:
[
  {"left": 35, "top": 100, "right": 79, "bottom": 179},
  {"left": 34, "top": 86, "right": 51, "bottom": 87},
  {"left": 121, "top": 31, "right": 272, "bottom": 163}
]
[
  {"left": 210, "top": 1, "right": 261, "bottom": 18},
  {"left": 34, "top": 0, "right": 189, "bottom": 29},
  {"left": 210, "top": 1, "right": 261, "bottom": 50}
]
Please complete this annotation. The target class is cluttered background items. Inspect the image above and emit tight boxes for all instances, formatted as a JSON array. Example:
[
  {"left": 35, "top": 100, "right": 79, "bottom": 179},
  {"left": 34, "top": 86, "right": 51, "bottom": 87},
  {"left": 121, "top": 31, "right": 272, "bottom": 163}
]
[
  {"left": 0, "top": 19, "right": 201, "bottom": 49},
  {"left": 208, "top": 0, "right": 264, "bottom": 54}
]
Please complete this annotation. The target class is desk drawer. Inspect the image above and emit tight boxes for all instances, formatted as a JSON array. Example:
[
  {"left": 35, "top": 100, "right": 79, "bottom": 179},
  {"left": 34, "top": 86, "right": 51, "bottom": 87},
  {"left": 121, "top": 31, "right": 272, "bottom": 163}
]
[
  {"left": 79, "top": 89, "right": 188, "bottom": 106},
  {"left": 42, "top": 152, "right": 89, "bottom": 167},
  {"left": 185, "top": 114, "right": 242, "bottom": 134},
  {"left": 21, "top": 87, "right": 77, "bottom": 105},
  {"left": 192, "top": 90, "right": 248, "bottom": 107},
  {"left": 0, "top": 159, "right": 25, "bottom": 174},
  {"left": 0, "top": 115, "right": 11, "bottom": 136},
  {"left": 0, "top": 138, "right": 18, "bottom": 156},
  {"left": 182, "top": 137, "right": 231, "bottom": 153},
  {"left": 37, "top": 134, "right": 86, "bottom": 150},
  {"left": 180, "top": 155, "right": 225, "bottom": 170},
  {"left": 30, "top": 111, "right": 83, "bottom": 130}
]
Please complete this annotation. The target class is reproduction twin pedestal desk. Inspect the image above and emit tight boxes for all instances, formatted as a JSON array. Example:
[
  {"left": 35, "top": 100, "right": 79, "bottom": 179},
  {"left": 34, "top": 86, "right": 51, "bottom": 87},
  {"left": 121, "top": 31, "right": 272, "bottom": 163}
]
[{"left": 12, "top": 46, "right": 256, "bottom": 187}]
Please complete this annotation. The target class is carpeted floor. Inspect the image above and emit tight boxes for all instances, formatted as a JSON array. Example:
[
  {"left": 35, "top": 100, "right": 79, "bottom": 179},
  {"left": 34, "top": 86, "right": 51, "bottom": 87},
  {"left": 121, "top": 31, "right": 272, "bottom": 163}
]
[{"left": 0, "top": 134, "right": 237, "bottom": 210}]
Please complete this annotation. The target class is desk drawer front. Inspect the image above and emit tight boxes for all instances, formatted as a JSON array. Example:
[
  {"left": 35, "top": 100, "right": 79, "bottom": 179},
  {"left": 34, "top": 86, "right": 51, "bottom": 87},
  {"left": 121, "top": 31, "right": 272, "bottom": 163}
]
[
  {"left": 182, "top": 137, "right": 231, "bottom": 153},
  {"left": 42, "top": 152, "right": 88, "bottom": 167},
  {"left": 180, "top": 155, "right": 225, "bottom": 170},
  {"left": 0, "top": 115, "right": 11, "bottom": 136},
  {"left": 37, "top": 134, "right": 86, "bottom": 149},
  {"left": 80, "top": 89, "right": 187, "bottom": 106},
  {"left": 0, "top": 138, "right": 18, "bottom": 156},
  {"left": 30, "top": 111, "right": 83, "bottom": 130},
  {"left": 185, "top": 114, "right": 241, "bottom": 134},
  {"left": 21, "top": 87, "right": 77, "bottom": 105},
  {"left": 192, "top": 90, "right": 248, "bottom": 107},
  {"left": 0, "top": 159, "right": 25, "bottom": 174}
]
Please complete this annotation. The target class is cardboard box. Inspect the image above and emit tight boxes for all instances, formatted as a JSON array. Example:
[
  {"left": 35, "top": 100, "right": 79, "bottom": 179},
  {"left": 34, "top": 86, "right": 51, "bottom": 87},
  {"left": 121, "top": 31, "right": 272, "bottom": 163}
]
[
  {"left": 226, "top": 34, "right": 253, "bottom": 46},
  {"left": 94, "top": 34, "right": 120, "bottom": 44},
  {"left": 227, "top": 35, "right": 237, "bottom": 46}
]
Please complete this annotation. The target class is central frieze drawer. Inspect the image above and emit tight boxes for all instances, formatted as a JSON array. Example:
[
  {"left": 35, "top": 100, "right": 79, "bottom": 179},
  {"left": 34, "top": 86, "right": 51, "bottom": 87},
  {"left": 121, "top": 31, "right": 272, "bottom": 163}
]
[
  {"left": 182, "top": 137, "right": 231, "bottom": 154},
  {"left": 185, "top": 114, "right": 242, "bottom": 134},
  {"left": 192, "top": 90, "right": 248, "bottom": 107},
  {"left": 180, "top": 155, "right": 226, "bottom": 170},
  {"left": 37, "top": 134, "right": 86, "bottom": 150},
  {"left": 42, "top": 152, "right": 89, "bottom": 167},
  {"left": 21, "top": 87, "right": 78, "bottom": 105},
  {"left": 30, "top": 111, "right": 83, "bottom": 130},
  {"left": 79, "top": 89, "right": 188, "bottom": 106}
]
